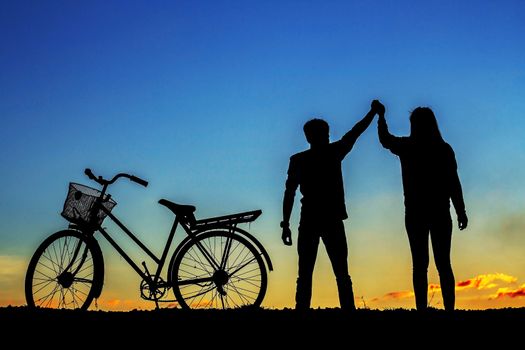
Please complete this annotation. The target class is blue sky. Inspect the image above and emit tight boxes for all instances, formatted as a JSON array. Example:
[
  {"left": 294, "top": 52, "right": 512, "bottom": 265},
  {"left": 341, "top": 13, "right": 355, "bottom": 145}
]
[{"left": 1, "top": 0, "right": 525, "bottom": 309}]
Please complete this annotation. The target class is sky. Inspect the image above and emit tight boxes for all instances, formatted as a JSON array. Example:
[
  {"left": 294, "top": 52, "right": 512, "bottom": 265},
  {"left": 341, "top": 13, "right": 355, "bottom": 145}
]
[{"left": 1, "top": 0, "right": 525, "bottom": 310}]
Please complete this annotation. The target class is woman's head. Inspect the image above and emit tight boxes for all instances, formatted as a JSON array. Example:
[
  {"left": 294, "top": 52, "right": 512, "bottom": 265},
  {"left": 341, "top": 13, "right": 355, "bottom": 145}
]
[{"left": 409, "top": 107, "right": 444, "bottom": 142}]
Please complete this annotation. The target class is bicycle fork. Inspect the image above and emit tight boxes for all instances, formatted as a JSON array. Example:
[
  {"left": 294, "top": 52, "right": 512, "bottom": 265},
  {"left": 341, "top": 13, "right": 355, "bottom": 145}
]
[{"left": 57, "top": 239, "right": 91, "bottom": 288}]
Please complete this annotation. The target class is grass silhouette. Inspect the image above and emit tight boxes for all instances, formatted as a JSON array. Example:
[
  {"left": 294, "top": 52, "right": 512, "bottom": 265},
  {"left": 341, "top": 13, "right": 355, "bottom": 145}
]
[{"left": 1, "top": 305, "right": 523, "bottom": 345}]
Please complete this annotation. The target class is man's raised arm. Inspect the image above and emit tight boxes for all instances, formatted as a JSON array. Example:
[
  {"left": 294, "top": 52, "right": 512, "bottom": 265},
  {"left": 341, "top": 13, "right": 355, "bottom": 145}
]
[{"left": 337, "top": 100, "right": 379, "bottom": 157}]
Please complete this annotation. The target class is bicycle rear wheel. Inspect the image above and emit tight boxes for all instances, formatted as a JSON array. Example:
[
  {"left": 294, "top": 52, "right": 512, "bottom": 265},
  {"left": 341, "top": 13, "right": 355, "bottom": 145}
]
[
  {"left": 171, "top": 231, "right": 267, "bottom": 309},
  {"left": 25, "top": 230, "right": 103, "bottom": 310}
]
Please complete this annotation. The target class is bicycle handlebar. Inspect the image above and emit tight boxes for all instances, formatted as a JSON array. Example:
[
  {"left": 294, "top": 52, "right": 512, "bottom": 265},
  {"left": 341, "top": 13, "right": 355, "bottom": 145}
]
[
  {"left": 84, "top": 168, "right": 148, "bottom": 188},
  {"left": 129, "top": 175, "right": 148, "bottom": 187}
]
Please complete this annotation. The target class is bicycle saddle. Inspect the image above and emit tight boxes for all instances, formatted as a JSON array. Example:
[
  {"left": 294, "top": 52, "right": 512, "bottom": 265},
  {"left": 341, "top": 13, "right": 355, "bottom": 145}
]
[{"left": 158, "top": 199, "right": 196, "bottom": 216}]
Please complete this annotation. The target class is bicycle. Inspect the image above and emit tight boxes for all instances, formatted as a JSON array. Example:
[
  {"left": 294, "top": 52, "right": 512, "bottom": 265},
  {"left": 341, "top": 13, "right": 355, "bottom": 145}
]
[{"left": 25, "top": 169, "right": 273, "bottom": 310}]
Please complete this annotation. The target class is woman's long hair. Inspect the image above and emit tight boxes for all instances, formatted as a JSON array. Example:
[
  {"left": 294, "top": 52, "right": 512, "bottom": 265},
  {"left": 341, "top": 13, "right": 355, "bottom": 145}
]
[{"left": 409, "top": 107, "right": 444, "bottom": 143}]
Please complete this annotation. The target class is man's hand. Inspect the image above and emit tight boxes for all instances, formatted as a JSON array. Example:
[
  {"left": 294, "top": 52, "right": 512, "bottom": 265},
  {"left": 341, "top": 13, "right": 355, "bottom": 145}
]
[
  {"left": 458, "top": 212, "right": 468, "bottom": 230},
  {"left": 281, "top": 224, "right": 292, "bottom": 246},
  {"left": 371, "top": 100, "right": 385, "bottom": 116}
]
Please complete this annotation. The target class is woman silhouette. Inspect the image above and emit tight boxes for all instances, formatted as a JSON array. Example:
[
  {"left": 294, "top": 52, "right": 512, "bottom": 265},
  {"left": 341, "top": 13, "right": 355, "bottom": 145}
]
[{"left": 377, "top": 103, "right": 468, "bottom": 311}]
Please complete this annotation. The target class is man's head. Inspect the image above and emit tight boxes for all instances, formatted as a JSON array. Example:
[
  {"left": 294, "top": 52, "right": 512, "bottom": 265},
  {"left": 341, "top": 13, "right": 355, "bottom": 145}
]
[{"left": 303, "top": 118, "right": 329, "bottom": 146}]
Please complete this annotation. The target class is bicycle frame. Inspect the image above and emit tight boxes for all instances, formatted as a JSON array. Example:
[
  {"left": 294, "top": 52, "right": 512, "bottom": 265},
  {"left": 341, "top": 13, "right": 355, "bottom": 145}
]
[
  {"left": 94, "top": 205, "right": 190, "bottom": 288},
  {"left": 89, "top": 204, "right": 234, "bottom": 292},
  {"left": 78, "top": 172, "right": 270, "bottom": 292}
]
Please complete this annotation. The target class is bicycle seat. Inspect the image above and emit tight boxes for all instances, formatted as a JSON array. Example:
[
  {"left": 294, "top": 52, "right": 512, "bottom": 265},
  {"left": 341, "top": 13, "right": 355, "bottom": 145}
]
[{"left": 158, "top": 199, "right": 196, "bottom": 216}]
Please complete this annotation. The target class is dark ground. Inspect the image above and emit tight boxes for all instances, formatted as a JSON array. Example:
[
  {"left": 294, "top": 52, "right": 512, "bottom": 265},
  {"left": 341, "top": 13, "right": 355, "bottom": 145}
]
[{"left": 1, "top": 307, "right": 522, "bottom": 346}]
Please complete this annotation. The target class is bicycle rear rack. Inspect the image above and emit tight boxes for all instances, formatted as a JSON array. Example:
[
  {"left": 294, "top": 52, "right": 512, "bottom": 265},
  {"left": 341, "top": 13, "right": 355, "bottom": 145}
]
[{"left": 192, "top": 210, "right": 262, "bottom": 230}]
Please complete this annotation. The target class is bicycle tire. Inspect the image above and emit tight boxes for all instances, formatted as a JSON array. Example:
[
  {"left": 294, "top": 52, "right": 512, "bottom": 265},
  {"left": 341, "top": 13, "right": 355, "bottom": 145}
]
[
  {"left": 25, "top": 229, "right": 104, "bottom": 310},
  {"left": 171, "top": 230, "right": 267, "bottom": 309}
]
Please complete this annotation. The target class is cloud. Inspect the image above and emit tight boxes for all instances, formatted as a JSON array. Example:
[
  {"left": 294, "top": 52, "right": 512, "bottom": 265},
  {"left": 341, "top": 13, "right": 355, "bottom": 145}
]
[
  {"left": 456, "top": 273, "right": 517, "bottom": 290},
  {"left": 105, "top": 299, "right": 121, "bottom": 307},
  {"left": 382, "top": 291, "right": 414, "bottom": 299},
  {"left": 371, "top": 273, "right": 520, "bottom": 304},
  {"left": 369, "top": 291, "right": 413, "bottom": 303},
  {"left": 95, "top": 298, "right": 152, "bottom": 310},
  {"left": 492, "top": 284, "right": 525, "bottom": 299}
]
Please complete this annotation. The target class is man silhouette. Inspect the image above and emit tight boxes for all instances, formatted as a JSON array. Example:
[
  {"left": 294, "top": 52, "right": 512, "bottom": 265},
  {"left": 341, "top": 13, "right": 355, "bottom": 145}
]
[{"left": 281, "top": 100, "right": 379, "bottom": 310}]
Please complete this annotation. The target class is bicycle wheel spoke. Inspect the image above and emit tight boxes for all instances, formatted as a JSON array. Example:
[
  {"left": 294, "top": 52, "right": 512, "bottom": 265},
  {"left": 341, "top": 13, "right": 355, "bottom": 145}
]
[
  {"left": 69, "top": 287, "right": 78, "bottom": 308},
  {"left": 37, "top": 282, "right": 60, "bottom": 306},
  {"left": 42, "top": 249, "right": 60, "bottom": 274},
  {"left": 72, "top": 286, "right": 89, "bottom": 298},
  {"left": 179, "top": 262, "right": 211, "bottom": 278},
  {"left": 177, "top": 269, "right": 211, "bottom": 281},
  {"left": 228, "top": 282, "right": 259, "bottom": 296},
  {"left": 76, "top": 261, "right": 94, "bottom": 276},
  {"left": 230, "top": 275, "right": 261, "bottom": 287},
  {"left": 60, "top": 236, "right": 69, "bottom": 269},
  {"left": 209, "top": 289, "right": 218, "bottom": 308},
  {"left": 51, "top": 240, "right": 62, "bottom": 273},
  {"left": 232, "top": 265, "right": 261, "bottom": 278},
  {"left": 193, "top": 240, "right": 220, "bottom": 270},
  {"left": 36, "top": 259, "right": 57, "bottom": 275},
  {"left": 228, "top": 282, "right": 253, "bottom": 304},
  {"left": 32, "top": 278, "right": 55, "bottom": 288},
  {"left": 187, "top": 286, "right": 213, "bottom": 307},
  {"left": 224, "top": 286, "right": 240, "bottom": 307},
  {"left": 225, "top": 241, "right": 245, "bottom": 270},
  {"left": 73, "top": 277, "right": 93, "bottom": 284},
  {"left": 33, "top": 278, "right": 57, "bottom": 296},
  {"left": 186, "top": 249, "right": 214, "bottom": 274},
  {"left": 228, "top": 246, "right": 251, "bottom": 272},
  {"left": 228, "top": 257, "right": 257, "bottom": 277},
  {"left": 180, "top": 254, "right": 213, "bottom": 274},
  {"left": 34, "top": 267, "right": 57, "bottom": 281}
]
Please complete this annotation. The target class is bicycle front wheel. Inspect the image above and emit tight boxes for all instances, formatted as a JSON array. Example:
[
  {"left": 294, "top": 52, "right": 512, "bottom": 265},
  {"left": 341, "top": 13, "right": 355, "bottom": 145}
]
[
  {"left": 171, "top": 231, "right": 267, "bottom": 309},
  {"left": 25, "top": 229, "right": 103, "bottom": 310}
]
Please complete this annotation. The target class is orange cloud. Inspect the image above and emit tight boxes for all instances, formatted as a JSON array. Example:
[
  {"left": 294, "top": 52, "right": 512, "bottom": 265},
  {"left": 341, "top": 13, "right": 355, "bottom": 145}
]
[
  {"left": 105, "top": 299, "right": 121, "bottom": 307},
  {"left": 492, "top": 284, "right": 525, "bottom": 299},
  {"left": 371, "top": 273, "right": 521, "bottom": 305},
  {"left": 378, "top": 291, "right": 414, "bottom": 300},
  {"left": 456, "top": 273, "right": 517, "bottom": 291},
  {"left": 94, "top": 298, "right": 153, "bottom": 311}
]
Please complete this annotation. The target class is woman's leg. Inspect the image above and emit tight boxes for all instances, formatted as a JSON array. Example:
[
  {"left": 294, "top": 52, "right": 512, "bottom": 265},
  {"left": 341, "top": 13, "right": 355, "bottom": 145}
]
[
  {"left": 430, "top": 212, "right": 454, "bottom": 311},
  {"left": 405, "top": 213, "right": 430, "bottom": 311}
]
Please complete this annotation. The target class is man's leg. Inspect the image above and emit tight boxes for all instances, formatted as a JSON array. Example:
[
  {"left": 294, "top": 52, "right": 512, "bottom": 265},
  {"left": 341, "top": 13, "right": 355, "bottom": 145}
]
[
  {"left": 322, "top": 220, "right": 355, "bottom": 310},
  {"left": 405, "top": 213, "right": 430, "bottom": 311},
  {"left": 430, "top": 212, "right": 455, "bottom": 311},
  {"left": 296, "top": 222, "right": 320, "bottom": 310}
]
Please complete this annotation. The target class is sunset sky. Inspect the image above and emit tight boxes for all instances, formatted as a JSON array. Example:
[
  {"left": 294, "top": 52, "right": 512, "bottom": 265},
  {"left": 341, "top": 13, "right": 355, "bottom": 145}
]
[{"left": 1, "top": 0, "right": 525, "bottom": 310}]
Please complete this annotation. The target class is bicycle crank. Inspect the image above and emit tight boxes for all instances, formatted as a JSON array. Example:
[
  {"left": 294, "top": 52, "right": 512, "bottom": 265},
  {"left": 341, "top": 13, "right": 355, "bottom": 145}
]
[{"left": 140, "top": 278, "right": 167, "bottom": 301}]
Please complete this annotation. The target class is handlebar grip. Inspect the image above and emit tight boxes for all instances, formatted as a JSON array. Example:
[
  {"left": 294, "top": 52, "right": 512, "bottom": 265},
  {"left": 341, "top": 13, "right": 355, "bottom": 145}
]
[
  {"left": 130, "top": 175, "right": 148, "bottom": 187},
  {"left": 85, "top": 168, "right": 96, "bottom": 180}
]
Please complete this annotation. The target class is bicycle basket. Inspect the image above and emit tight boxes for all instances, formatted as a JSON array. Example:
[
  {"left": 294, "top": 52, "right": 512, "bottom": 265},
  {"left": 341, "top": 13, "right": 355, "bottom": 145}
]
[{"left": 61, "top": 183, "right": 117, "bottom": 227}]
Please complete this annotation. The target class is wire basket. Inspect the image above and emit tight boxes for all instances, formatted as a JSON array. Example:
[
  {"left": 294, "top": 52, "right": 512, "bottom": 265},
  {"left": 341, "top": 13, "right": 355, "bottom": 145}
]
[{"left": 61, "top": 183, "right": 117, "bottom": 227}]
